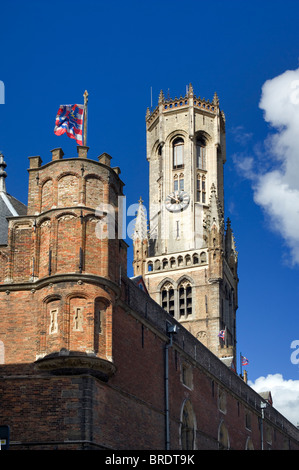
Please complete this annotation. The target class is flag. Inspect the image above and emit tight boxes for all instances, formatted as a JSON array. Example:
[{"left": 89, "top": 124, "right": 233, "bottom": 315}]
[
  {"left": 241, "top": 355, "right": 249, "bottom": 366},
  {"left": 218, "top": 330, "right": 225, "bottom": 339},
  {"left": 54, "top": 104, "right": 84, "bottom": 145}
]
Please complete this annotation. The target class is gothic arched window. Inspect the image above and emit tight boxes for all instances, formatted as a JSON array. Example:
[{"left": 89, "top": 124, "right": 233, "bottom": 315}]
[
  {"left": 161, "top": 282, "right": 175, "bottom": 316},
  {"left": 178, "top": 279, "right": 192, "bottom": 318},
  {"left": 180, "top": 400, "right": 196, "bottom": 450},
  {"left": 173, "top": 173, "right": 184, "bottom": 191},
  {"left": 218, "top": 421, "right": 230, "bottom": 450},
  {"left": 173, "top": 137, "right": 184, "bottom": 169}
]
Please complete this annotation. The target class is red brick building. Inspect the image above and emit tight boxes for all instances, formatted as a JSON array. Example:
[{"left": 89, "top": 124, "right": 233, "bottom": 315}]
[{"left": 0, "top": 104, "right": 298, "bottom": 450}]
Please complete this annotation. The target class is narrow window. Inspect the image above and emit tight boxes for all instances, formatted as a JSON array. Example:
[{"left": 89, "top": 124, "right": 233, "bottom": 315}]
[
  {"left": 178, "top": 280, "right": 192, "bottom": 318},
  {"left": 196, "top": 174, "right": 206, "bottom": 203},
  {"left": 147, "top": 261, "right": 153, "bottom": 272},
  {"left": 202, "top": 177, "right": 206, "bottom": 203},
  {"left": 182, "top": 363, "right": 193, "bottom": 389},
  {"left": 193, "top": 253, "right": 199, "bottom": 264},
  {"left": 179, "top": 176, "right": 184, "bottom": 191},
  {"left": 173, "top": 138, "right": 184, "bottom": 169},
  {"left": 49, "top": 309, "right": 58, "bottom": 334},
  {"left": 196, "top": 176, "right": 201, "bottom": 202},
  {"left": 73, "top": 307, "right": 83, "bottom": 331},
  {"left": 161, "top": 283, "right": 175, "bottom": 316},
  {"left": 196, "top": 138, "right": 206, "bottom": 170},
  {"left": 174, "top": 173, "right": 184, "bottom": 191}
]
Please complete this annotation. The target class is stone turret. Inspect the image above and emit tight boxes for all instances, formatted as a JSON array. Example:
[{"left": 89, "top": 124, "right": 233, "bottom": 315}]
[
  {"left": 0, "top": 153, "right": 7, "bottom": 193},
  {"left": 133, "top": 197, "right": 148, "bottom": 276},
  {"left": 0, "top": 146, "right": 126, "bottom": 381}
]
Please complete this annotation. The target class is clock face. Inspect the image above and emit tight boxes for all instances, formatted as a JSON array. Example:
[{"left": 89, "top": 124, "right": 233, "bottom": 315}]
[{"left": 165, "top": 191, "right": 190, "bottom": 212}]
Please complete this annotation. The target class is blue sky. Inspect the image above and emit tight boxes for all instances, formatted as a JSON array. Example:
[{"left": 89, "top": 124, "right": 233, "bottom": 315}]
[{"left": 1, "top": 0, "right": 299, "bottom": 423}]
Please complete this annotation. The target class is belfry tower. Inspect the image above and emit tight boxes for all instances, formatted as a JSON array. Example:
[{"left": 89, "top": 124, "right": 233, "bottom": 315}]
[{"left": 133, "top": 84, "right": 238, "bottom": 363}]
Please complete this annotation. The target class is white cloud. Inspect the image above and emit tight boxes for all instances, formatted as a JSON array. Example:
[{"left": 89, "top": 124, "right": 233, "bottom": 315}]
[
  {"left": 234, "top": 67, "right": 299, "bottom": 266},
  {"left": 230, "top": 125, "right": 253, "bottom": 146},
  {"left": 249, "top": 374, "right": 299, "bottom": 426}
]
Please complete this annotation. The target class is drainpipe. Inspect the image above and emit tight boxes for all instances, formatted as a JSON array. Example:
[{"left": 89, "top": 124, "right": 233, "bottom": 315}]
[
  {"left": 165, "top": 323, "right": 177, "bottom": 450},
  {"left": 260, "top": 402, "right": 267, "bottom": 450}
]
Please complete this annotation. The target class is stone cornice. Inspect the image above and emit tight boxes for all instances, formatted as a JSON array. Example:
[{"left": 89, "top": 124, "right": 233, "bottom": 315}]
[
  {"left": 0, "top": 273, "right": 121, "bottom": 297},
  {"left": 34, "top": 351, "right": 116, "bottom": 381}
]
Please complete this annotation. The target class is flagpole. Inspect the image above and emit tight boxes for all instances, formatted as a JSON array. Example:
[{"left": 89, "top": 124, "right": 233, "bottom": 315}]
[
  {"left": 83, "top": 90, "right": 88, "bottom": 146},
  {"left": 240, "top": 352, "right": 242, "bottom": 377}
]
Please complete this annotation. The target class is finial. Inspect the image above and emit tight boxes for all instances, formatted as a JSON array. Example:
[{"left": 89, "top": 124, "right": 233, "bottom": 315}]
[
  {"left": 83, "top": 90, "right": 89, "bottom": 103},
  {"left": 138, "top": 196, "right": 143, "bottom": 204},
  {"left": 188, "top": 83, "right": 194, "bottom": 96},
  {"left": 0, "top": 152, "right": 7, "bottom": 193},
  {"left": 158, "top": 90, "right": 164, "bottom": 104},
  {"left": 210, "top": 183, "right": 216, "bottom": 193},
  {"left": 213, "top": 92, "right": 219, "bottom": 106}
]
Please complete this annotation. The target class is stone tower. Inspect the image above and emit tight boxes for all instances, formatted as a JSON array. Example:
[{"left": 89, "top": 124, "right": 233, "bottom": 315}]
[
  {"left": 133, "top": 84, "right": 238, "bottom": 363},
  {"left": 0, "top": 146, "right": 127, "bottom": 378}
]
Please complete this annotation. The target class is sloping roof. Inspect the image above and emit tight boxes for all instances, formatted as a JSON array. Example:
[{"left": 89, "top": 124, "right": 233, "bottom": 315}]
[
  {"left": 130, "top": 275, "right": 149, "bottom": 294},
  {"left": 0, "top": 153, "right": 27, "bottom": 245},
  {"left": 0, "top": 192, "right": 27, "bottom": 244}
]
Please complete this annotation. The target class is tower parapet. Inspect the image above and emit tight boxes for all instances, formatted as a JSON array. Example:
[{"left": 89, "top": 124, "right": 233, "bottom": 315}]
[{"left": 146, "top": 84, "right": 224, "bottom": 129}]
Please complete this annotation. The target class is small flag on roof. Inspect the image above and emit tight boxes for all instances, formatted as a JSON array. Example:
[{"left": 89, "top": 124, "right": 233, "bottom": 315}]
[
  {"left": 54, "top": 104, "right": 84, "bottom": 145},
  {"left": 241, "top": 355, "right": 249, "bottom": 366},
  {"left": 218, "top": 330, "right": 225, "bottom": 339}
]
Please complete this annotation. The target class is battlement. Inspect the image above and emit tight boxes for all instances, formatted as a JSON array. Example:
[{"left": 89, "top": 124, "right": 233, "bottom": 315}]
[{"left": 146, "top": 84, "right": 221, "bottom": 127}]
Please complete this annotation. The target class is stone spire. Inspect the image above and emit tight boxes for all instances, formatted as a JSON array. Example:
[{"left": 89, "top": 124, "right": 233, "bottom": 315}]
[
  {"left": 158, "top": 90, "right": 165, "bottom": 104},
  {"left": 0, "top": 152, "right": 7, "bottom": 193},
  {"left": 188, "top": 83, "right": 194, "bottom": 97},
  {"left": 133, "top": 197, "right": 148, "bottom": 241},
  {"left": 204, "top": 183, "right": 224, "bottom": 235},
  {"left": 132, "top": 197, "right": 148, "bottom": 277},
  {"left": 225, "top": 218, "right": 238, "bottom": 274},
  {"left": 213, "top": 92, "right": 219, "bottom": 106}
]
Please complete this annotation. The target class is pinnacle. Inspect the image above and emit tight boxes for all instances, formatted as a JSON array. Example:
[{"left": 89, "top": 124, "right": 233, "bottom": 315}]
[
  {"left": 0, "top": 152, "right": 7, "bottom": 193},
  {"left": 158, "top": 90, "right": 164, "bottom": 103},
  {"left": 133, "top": 197, "right": 148, "bottom": 241},
  {"left": 213, "top": 92, "right": 219, "bottom": 106}
]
